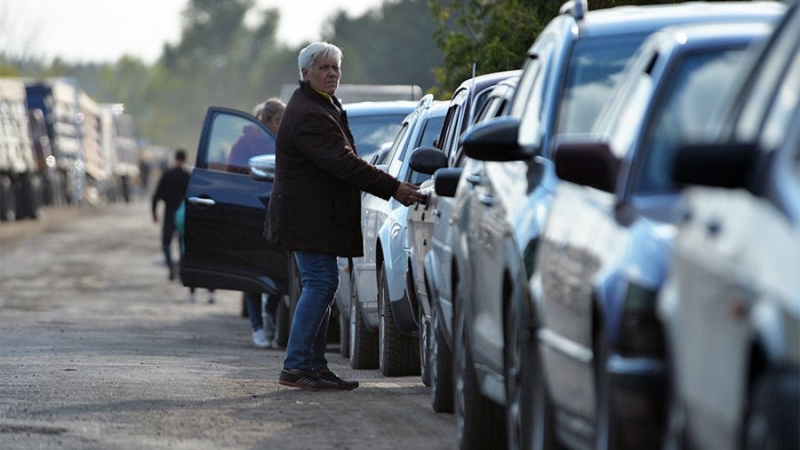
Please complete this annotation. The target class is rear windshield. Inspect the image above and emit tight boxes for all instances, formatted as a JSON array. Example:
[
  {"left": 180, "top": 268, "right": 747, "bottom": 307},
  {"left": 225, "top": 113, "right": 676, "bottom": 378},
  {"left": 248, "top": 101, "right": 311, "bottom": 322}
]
[{"left": 348, "top": 113, "right": 406, "bottom": 162}]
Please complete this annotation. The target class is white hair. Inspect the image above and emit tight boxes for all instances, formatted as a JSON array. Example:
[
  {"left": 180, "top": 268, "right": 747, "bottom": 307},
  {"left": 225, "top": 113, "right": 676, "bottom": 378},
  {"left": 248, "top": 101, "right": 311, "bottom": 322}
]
[{"left": 298, "top": 42, "right": 342, "bottom": 79}]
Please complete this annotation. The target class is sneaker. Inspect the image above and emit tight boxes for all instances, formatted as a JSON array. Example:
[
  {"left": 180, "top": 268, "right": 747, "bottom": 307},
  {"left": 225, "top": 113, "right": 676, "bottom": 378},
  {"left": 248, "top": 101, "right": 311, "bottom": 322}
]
[
  {"left": 278, "top": 369, "right": 339, "bottom": 391},
  {"left": 264, "top": 312, "right": 276, "bottom": 341},
  {"left": 252, "top": 329, "right": 270, "bottom": 348},
  {"left": 318, "top": 369, "right": 359, "bottom": 391}
]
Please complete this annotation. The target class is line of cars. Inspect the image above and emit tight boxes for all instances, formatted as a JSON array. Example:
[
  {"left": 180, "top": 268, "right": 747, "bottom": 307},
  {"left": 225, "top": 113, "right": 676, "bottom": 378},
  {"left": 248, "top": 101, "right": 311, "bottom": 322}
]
[{"left": 179, "top": 1, "right": 797, "bottom": 448}]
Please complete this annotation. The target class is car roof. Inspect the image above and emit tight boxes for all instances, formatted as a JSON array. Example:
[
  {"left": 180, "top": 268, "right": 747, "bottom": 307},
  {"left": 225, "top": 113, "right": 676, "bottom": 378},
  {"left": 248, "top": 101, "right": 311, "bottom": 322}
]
[
  {"left": 343, "top": 100, "right": 418, "bottom": 116},
  {"left": 576, "top": 1, "right": 786, "bottom": 39},
  {"left": 454, "top": 70, "right": 522, "bottom": 95}
]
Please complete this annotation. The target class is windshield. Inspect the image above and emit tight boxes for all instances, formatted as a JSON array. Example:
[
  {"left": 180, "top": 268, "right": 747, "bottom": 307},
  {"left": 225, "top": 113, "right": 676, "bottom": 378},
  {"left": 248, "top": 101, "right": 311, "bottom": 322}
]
[
  {"left": 558, "top": 34, "right": 647, "bottom": 134},
  {"left": 348, "top": 113, "right": 406, "bottom": 162}
]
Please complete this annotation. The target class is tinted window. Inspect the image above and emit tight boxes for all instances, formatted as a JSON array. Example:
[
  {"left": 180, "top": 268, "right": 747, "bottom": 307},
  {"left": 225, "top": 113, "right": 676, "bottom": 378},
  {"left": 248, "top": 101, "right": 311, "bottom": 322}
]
[
  {"left": 205, "top": 114, "right": 271, "bottom": 173},
  {"left": 348, "top": 114, "right": 405, "bottom": 162},
  {"left": 635, "top": 49, "right": 751, "bottom": 194},
  {"left": 558, "top": 34, "right": 647, "bottom": 135}
]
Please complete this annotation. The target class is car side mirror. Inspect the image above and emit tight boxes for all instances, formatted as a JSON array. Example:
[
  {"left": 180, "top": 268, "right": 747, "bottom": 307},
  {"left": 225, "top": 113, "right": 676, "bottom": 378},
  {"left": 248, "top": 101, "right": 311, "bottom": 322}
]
[
  {"left": 409, "top": 147, "right": 447, "bottom": 175},
  {"left": 462, "top": 116, "right": 527, "bottom": 162},
  {"left": 249, "top": 154, "right": 276, "bottom": 182},
  {"left": 672, "top": 142, "right": 757, "bottom": 190},
  {"left": 433, "top": 167, "right": 462, "bottom": 198},
  {"left": 553, "top": 139, "right": 619, "bottom": 193}
]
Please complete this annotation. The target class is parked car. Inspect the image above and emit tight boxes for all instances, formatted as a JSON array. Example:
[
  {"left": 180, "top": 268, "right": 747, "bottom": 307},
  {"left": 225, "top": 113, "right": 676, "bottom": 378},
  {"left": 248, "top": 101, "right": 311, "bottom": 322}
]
[
  {"left": 533, "top": 19, "right": 778, "bottom": 450},
  {"left": 406, "top": 70, "right": 520, "bottom": 414},
  {"left": 326, "top": 102, "right": 417, "bottom": 353},
  {"left": 181, "top": 100, "right": 415, "bottom": 345},
  {"left": 348, "top": 95, "right": 447, "bottom": 373},
  {"left": 456, "top": 1, "right": 785, "bottom": 449},
  {"left": 659, "top": 3, "right": 800, "bottom": 449}
]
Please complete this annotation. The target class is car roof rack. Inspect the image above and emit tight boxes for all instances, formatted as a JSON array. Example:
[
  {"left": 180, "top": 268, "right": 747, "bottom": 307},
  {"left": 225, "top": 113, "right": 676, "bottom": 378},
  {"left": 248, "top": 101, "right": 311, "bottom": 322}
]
[{"left": 559, "top": 0, "right": 588, "bottom": 20}]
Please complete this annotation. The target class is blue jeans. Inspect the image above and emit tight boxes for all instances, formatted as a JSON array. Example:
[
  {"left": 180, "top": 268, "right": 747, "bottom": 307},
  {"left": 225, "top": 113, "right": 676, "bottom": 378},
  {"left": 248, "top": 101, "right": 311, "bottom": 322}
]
[
  {"left": 245, "top": 292, "right": 281, "bottom": 331},
  {"left": 283, "top": 251, "right": 338, "bottom": 371}
]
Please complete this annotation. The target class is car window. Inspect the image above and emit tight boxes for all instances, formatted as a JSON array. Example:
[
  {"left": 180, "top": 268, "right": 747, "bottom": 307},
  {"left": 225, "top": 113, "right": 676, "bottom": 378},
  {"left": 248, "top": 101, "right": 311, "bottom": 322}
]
[
  {"left": 204, "top": 113, "right": 272, "bottom": 173},
  {"left": 439, "top": 89, "right": 469, "bottom": 158},
  {"left": 558, "top": 33, "right": 648, "bottom": 136},
  {"left": 634, "top": 48, "right": 751, "bottom": 194},
  {"left": 760, "top": 50, "right": 800, "bottom": 152},
  {"left": 348, "top": 113, "right": 405, "bottom": 162},
  {"left": 386, "top": 120, "right": 412, "bottom": 177},
  {"left": 516, "top": 43, "right": 553, "bottom": 150},
  {"left": 408, "top": 113, "right": 446, "bottom": 185}
]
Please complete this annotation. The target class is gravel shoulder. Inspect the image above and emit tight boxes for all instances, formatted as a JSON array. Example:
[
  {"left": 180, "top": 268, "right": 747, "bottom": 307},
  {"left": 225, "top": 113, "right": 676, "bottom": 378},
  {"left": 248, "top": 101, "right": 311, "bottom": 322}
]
[{"left": 0, "top": 200, "right": 456, "bottom": 450}]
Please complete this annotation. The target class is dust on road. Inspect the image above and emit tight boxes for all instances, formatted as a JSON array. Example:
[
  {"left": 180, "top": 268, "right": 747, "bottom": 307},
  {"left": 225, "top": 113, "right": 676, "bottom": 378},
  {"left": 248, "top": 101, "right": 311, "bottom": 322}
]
[{"left": 0, "top": 200, "right": 456, "bottom": 450}]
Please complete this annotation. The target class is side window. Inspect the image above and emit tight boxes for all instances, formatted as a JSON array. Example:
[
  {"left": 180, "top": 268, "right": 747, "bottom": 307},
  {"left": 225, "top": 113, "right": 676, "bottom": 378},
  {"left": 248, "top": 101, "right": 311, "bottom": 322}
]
[
  {"left": 206, "top": 113, "right": 273, "bottom": 173},
  {"left": 386, "top": 120, "right": 412, "bottom": 177},
  {"left": 517, "top": 39, "right": 555, "bottom": 150}
]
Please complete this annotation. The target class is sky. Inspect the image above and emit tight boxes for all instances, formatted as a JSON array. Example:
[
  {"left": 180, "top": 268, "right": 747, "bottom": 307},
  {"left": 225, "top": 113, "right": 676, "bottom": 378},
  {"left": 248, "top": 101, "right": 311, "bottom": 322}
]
[{"left": 1, "top": 0, "right": 386, "bottom": 64}]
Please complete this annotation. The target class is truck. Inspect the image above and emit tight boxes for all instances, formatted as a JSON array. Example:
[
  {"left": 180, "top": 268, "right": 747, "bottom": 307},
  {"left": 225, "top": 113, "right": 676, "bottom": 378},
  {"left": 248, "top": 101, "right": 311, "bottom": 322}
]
[
  {"left": 98, "top": 103, "right": 140, "bottom": 203},
  {"left": 0, "top": 78, "right": 40, "bottom": 221},
  {"left": 25, "top": 78, "right": 84, "bottom": 206}
]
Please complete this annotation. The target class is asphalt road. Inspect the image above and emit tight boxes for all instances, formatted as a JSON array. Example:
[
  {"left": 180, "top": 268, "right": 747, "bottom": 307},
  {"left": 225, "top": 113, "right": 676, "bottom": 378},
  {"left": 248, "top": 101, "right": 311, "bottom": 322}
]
[{"left": 0, "top": 199, "right": 457, "bottom": 450}]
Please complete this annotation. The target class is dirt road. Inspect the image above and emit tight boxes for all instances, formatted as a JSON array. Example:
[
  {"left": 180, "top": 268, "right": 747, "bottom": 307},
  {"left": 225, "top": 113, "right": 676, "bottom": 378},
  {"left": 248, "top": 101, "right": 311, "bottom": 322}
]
[{"left": 0, "top": 200, "right": 457, "bottom": 450}]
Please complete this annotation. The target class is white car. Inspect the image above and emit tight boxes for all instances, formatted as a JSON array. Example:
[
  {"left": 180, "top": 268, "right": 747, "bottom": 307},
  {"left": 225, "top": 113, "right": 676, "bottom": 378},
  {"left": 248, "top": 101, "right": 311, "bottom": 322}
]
[{"left": 349, "top": 95, "right": 446, "bottom": 375}]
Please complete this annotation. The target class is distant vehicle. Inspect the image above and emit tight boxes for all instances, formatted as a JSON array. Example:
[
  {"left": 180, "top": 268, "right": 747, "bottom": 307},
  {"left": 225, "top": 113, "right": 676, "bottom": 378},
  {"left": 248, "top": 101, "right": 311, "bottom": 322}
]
[
  {"left": 660, "top": 3, "right": 800, "bottom": 449},
  {"left": 25, "top": 78, "right": 84, "bottom": 206},
  {"left": 98, "top": 104, "right": 140, "bottom": 203},
  {"left": 0, "top": 78, "right": 39, "bottom": 221}
]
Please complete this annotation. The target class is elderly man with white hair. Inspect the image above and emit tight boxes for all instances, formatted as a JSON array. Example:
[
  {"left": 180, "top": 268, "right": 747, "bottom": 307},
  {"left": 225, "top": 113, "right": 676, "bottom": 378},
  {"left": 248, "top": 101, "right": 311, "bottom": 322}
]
[{"left": 265, "top": 42, "right": 425, "bottom": 391}]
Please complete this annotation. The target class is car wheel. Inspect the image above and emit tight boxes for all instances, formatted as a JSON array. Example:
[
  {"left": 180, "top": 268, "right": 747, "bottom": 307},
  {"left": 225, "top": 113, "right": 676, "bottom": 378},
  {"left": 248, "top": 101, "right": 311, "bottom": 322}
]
[
  {"left": 378, "top": 265, "right": 420, "bottom": 377},
  {"left": 455, "top": 304, "right": 506, "bottom": 450},
  {"left": 595, "top": 332, "right": 624, "bottom": 450},
  {"left": 419, "top": 311, "right": 431, "bottom": 387},
  {"left": 743, "top": 367, "right": 800, "bottom": 450},
  {"left": 531, "top": 328, "right": 561, "bottom": 450},
  {"left": 349, "top": 271, "right": 378, "bottom": 369},
  {"left": 240, "top": 292, "right": 248, "bottom": 318},
  {"left": 273, "top": 296, "right": 291, "bottom": 348},
  {"left": 0, "top": 175, "right": 17, "bottom": 222},
  {"left": 506, "top": 296, "right": 537, "bottom": 450},
  {"left": 430, "top": 298, "right": 454, "bottom": 413},
  {"left": 338, "top": 309, "right": 350, "bottom": 358}
]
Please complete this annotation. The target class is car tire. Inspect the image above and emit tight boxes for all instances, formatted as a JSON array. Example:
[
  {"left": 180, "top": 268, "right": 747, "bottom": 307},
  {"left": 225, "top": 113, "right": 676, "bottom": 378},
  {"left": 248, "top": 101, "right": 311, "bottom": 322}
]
[
  {"left": 743, "top": 367, "right": 800, "bottom": 450},
  {"left": 532, "top": 327, "right": 561, "bottom": 450},
  {"left": 430, "top": 298, "right": 454, "bottom": 413},
  {"left": 455, "top": 306, "right": 506, "bottom": 450},
  {"left": 506, "top": 296, "right": 537, "bottom": 450},
  {"left": 0, "top": 175, "right": 17, "bottom": 222},
  {"left": 349, "top": 271, "right": 378, "bottom": 370},
  {"left": 378, "top": 265, "right": 420, "bottom": 377},
  {"left": 338, "top": 310, "right": 350, "bottom": 358},
  {"left": 240, "top": 292, "right": 248, "bottom": 318},
  {"left": 273, "top": 296, "right": 291, "bottom": 348},
  {"left": 419, "top": 311, "right": 431, "bottom": 387}
]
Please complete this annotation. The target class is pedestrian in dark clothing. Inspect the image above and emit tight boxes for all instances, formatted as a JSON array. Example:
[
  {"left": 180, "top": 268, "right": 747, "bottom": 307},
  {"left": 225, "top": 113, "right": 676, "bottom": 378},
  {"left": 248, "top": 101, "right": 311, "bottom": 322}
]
[
  {"left": 151, "top": 148, "right": 191, "bottom": 280},
  {"left": 265, "top": 42, "right": 425, "bottom": 391}
]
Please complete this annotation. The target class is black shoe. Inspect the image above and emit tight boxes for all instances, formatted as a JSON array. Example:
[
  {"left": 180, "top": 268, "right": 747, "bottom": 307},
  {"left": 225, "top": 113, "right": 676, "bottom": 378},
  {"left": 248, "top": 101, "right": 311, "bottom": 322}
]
[
  {"left": 168, "top": 264, "right": 175, "bottom": 281},
  {"left": 278, "top": 369, "right": 338, "bottom": 391},
  {"left": 318, "top": 369, "right": 359, "bottom": 391}
]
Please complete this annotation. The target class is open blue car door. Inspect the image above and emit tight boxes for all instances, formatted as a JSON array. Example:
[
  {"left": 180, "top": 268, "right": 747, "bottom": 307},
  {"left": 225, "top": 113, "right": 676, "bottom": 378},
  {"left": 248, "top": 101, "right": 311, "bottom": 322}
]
[{"left": 180, "top": 106, "right": 288, "bottom": 296}]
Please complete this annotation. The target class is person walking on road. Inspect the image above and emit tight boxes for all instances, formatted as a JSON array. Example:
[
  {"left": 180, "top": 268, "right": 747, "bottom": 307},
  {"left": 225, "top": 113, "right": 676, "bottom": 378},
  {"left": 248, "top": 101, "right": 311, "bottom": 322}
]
[
  {"left": 265, "top": 42, "right": 425, "bottom": 391},
  {"left": 151, "top": 148, "right": 191, "bottom": 281}
]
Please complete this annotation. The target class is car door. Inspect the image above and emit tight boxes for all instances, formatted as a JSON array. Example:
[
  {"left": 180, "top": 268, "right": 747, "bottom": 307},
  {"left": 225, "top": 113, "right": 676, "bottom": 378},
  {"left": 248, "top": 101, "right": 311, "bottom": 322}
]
[{"left": 180, "top": 106, "right": 288, "bottom": 296}]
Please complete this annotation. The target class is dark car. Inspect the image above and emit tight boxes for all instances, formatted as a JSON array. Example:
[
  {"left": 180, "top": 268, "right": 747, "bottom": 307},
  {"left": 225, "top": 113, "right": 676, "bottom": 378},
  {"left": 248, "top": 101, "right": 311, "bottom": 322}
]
[
  {"left": 181, "top": 100, "right": 415, "bottom": 347},
  {"left": 660, "top": 4, "right": 800, "bottom": 449},
  {"left": 405, "top": 69, "right": 520, "bottom": 415},
  {"left": 455, "top": 1, "right": 785, "bottom": 449}
]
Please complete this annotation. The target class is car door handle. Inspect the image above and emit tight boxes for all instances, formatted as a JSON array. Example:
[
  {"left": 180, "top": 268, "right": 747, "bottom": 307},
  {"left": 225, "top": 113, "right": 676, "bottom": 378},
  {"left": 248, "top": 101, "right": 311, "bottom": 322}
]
[
  {"left": 466, "top": 173, "right": 481, "bottom": 186},
  {"left": 479, "top": 194, "right": 495, "bottom": 206},
  {"left": 187, "top": 196, "right": 215, "bottom": 207}
]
